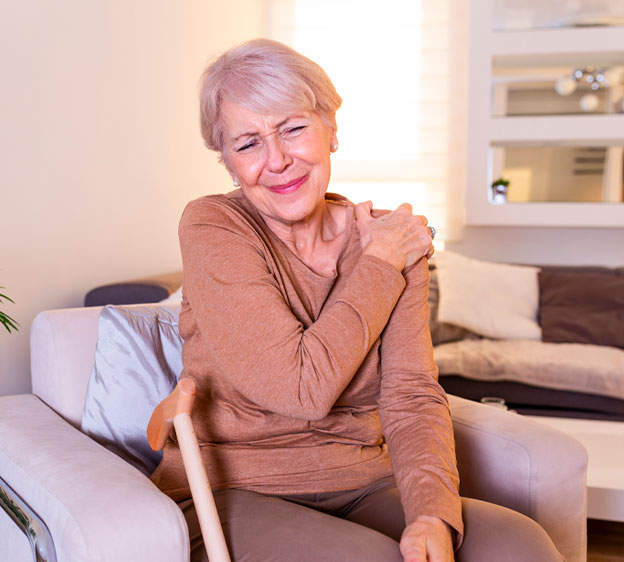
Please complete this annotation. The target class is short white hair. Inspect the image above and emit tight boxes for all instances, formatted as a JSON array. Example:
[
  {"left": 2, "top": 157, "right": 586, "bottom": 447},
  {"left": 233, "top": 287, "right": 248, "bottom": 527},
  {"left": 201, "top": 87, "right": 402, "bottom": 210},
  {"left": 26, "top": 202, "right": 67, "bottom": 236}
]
[{"left": 199, "top": 38, "right": 342, "bottom": 163}]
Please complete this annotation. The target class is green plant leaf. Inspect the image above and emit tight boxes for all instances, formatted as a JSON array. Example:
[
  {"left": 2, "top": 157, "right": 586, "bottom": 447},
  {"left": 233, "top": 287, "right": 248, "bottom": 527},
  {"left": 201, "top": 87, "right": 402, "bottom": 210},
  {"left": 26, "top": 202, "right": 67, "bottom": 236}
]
[
  {"left": 0, "top": 311, "right": 19, "bottom": 333},
  {"left": 0, "top": 293, "right": 16, "bottom": 304},
  {"left": 0, "top": 287, "right": 18, "bottom": 332},
  {"left": 491, "top": 177, "right": 510, "bottom": 187}
]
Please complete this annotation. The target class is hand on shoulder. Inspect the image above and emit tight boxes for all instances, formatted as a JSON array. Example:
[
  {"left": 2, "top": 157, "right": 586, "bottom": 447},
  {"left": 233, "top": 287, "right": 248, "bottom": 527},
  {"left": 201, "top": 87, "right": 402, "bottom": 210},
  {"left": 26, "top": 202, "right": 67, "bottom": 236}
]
[{"left": 354, "top": 201, "right": 435, "bottom": 272}]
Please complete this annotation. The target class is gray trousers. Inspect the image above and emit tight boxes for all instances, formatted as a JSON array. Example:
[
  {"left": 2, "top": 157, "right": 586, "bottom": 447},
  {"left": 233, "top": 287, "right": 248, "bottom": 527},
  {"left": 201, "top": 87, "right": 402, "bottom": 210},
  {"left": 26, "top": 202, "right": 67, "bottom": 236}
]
[{"left": 179, "top": 476, "right": 564, "bottom": 562}]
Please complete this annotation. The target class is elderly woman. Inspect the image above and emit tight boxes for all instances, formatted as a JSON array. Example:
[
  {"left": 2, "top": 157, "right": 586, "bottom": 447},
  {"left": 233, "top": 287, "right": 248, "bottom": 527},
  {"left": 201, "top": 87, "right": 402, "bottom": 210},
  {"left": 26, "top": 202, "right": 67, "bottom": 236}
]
[{"left": 151, "top": 39, "right": 563, "bottom": 562}]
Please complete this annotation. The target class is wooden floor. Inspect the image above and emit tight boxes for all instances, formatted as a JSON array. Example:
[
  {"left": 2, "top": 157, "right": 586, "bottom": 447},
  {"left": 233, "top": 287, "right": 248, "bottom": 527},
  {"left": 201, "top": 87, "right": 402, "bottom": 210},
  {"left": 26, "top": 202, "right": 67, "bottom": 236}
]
[{"left": 588, "top": 520, "right": 624, "bottom": 562}]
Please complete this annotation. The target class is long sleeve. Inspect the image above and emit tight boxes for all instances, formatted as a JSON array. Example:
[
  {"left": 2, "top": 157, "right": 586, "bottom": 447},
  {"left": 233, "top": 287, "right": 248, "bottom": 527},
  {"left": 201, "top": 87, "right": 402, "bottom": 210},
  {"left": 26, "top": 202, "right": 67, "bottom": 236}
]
[
  {"left": 153, "top": 194, "right": 460, "bottom": 504},
  {"left": 377, "top": 258, "right": 463, "bottom": 537},
  {"left": 178, "top": 195, "right": 406, "bottom": 421}
]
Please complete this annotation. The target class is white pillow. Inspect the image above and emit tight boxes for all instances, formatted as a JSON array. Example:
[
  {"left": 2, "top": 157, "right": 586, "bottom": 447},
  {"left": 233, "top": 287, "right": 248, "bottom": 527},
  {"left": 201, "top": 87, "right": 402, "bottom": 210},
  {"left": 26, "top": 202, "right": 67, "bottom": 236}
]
[
  {"left": 435, "top": 251, "right": 541, "bottom": 340},
  {"left": 159, "top": 285, "right": 183, "bottom": 304}
]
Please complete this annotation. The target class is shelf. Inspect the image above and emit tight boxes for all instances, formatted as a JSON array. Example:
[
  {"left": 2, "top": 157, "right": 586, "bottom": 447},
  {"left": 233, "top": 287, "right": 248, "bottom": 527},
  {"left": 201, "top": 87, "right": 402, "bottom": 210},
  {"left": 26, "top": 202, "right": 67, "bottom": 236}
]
[
  {"left": 467, "top": 201, "right": 624, "bottom": 228},
  {"left": 489, "top": 114, "right": 624, "bottom": 145},
  {"left": 466, "top": 0, "right": 624, "bottom": 227},
  {"left": 491, "top": 26, "right": 624, "bottom": 63}
]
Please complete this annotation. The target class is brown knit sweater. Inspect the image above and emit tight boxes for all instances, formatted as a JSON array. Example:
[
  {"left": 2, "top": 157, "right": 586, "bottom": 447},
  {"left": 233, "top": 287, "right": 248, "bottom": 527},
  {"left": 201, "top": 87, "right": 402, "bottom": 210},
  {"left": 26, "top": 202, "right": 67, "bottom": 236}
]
[{"left": 151, "top": 189, "right": 462, "bottom": 535}]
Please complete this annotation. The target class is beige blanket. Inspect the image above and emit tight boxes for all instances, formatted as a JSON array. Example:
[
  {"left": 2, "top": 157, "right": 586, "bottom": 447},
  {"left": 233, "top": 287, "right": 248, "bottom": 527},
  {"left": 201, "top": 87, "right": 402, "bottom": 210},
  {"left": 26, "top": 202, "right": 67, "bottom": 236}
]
[{"left": 434, "top": 339, "right": 624, "bottom": 400}]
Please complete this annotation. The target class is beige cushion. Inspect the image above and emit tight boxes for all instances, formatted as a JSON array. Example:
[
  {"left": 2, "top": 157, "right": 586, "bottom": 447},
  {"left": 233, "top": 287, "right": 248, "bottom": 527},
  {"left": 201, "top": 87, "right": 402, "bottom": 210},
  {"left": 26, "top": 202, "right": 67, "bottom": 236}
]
[
  {"left": 30, "top": 306, "right": 102, "bottom": 426},
  {"left": 436, "top": 251, "right": 541, "bottom": 340}
]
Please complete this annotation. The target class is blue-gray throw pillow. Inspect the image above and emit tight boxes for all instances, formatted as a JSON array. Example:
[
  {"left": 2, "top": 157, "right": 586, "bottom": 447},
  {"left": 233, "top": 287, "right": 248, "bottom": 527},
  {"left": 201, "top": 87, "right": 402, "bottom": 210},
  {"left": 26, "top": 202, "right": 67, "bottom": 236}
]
[{"left": 81, "top": 304, "right": 183, "bottom": 475}]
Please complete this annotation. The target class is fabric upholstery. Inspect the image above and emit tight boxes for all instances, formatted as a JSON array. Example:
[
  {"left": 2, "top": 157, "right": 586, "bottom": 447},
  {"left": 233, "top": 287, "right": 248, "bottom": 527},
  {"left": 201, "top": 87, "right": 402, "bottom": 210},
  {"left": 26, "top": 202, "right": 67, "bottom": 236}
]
[
  {"left": 435, "top": 338, "right": 624, "bottom": 400},
  {"left": 449, "top": 395, "right": 587, "bottom": 562},
  {"left": 428, "top": 267, "right": 481, "bottom": 345},
  {"left": 440, "top": 376, "right": 624, "bottom": 420},
  {"left": 30, "top": 306, "right": 103, "bottom": 427},
  {"left": 84, "top": 271, "right": 183, "bottom": 307},
  {"left": 81, "top": 304, "right": 182, "bottom": 475},
  {"left": 8, "top": 303, "right": 587, "bottom": 562},
  {"left": 435, "top": 251, "right": 541, "bottom": 340},
  {"left": 160, "top": 285, "right": 183, "bottom": 304},
  {"left": 539, "top": 270, "right": 624, "bottom": 349},
  {"left": 0, "top": 394, "right": 189, "bottom": 562},
  {"left": 0, "top": 508, "right": 31, "bottom": 562}
]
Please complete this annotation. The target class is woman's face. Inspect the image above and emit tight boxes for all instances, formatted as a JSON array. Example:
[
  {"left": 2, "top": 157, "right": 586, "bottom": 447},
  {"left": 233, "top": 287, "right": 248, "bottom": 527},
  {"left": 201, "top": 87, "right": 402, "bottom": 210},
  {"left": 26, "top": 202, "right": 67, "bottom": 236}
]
[{"left": 220, "top": 99, "right": 337, "bottom": 228}]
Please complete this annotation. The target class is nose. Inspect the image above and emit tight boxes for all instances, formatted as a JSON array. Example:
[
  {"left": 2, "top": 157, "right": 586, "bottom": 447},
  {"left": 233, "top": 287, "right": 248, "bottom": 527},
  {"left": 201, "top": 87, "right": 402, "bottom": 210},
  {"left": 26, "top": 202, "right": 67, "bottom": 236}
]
[{"left": 264, "top": 135, "right": 291, "bottom": 174}]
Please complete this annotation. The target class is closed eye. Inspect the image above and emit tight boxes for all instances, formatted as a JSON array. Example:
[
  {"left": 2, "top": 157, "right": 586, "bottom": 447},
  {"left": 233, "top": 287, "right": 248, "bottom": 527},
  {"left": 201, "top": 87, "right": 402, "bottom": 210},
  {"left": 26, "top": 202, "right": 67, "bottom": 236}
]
[
  {"left": 283, "top": 125, "right": 307, "bottom": 136},
  {"left": 237, "top": 139, "right": 258, "bottom": 152}
]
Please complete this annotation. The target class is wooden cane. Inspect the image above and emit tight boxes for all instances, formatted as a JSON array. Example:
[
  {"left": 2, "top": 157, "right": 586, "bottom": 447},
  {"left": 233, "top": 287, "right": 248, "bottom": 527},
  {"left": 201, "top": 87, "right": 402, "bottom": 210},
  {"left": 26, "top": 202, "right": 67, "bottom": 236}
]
[{"left": 147, "top": 378, "right": 231, "bottom": 562}]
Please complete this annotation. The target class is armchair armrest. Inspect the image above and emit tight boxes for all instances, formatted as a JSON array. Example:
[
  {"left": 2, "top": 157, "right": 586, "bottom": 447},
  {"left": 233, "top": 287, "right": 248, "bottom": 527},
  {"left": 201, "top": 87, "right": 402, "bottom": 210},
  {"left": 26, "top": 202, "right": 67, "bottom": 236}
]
[
  {"left": 0, "top": 395, "right": 189, "bottom": 562},
  {"left": 449, "top": 394, "right": 588, "bottom": 562}
]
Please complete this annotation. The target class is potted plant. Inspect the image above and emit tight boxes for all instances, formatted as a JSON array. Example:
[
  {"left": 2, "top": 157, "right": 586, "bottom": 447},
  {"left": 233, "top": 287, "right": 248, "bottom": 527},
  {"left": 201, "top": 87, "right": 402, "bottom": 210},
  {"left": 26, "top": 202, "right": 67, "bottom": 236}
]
[
  {"left": 0, "top": 287, "right": 18, "bottom": 333},
  {"left": 491, "top": 177, "right": 510, "bottom": 204}
]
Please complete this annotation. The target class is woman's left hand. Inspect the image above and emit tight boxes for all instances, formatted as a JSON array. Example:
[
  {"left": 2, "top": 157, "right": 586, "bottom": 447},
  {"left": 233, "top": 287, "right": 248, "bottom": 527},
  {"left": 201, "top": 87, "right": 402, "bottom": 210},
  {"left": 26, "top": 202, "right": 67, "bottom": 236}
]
[{"left": 400, "top": 516, "right": 455, "bottom": 562}]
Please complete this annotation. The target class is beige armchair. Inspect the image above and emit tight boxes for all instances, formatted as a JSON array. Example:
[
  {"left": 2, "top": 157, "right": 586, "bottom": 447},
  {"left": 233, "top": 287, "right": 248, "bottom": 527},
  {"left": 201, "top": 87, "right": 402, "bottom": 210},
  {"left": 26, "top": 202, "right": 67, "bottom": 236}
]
[{"left": 0, "top": 304, "right": 588, "bottom": 562}]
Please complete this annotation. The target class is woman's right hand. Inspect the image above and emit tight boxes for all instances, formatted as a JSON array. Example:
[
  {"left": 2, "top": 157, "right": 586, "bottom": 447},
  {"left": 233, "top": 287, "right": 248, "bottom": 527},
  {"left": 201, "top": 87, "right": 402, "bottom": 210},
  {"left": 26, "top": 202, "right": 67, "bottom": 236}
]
[{"left": 354, "top": 201, "right": 434, "bottom": 272}]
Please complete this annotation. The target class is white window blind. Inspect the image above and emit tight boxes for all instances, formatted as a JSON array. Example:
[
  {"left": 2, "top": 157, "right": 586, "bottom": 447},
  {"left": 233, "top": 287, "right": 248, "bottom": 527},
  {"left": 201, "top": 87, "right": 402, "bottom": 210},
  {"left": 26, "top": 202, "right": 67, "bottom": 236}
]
[{"left": 265, "top": 0, "right": 467, "bottom": 242}]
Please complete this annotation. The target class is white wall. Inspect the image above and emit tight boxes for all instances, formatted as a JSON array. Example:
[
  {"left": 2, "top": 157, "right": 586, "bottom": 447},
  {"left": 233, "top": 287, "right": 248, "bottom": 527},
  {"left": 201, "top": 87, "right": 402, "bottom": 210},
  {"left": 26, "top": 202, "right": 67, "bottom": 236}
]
[
  {"left": 447, "top": 226, "right": 624, "bottom": 267},
  {"left": 0, "top": 0, "right": 264, "bottom": 395}
]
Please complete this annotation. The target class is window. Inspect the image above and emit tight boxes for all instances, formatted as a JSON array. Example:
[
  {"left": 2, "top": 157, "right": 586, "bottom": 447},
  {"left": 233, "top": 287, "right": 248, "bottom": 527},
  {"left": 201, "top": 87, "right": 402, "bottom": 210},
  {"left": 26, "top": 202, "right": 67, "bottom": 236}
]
[{"left": 265, "top": 0, "right": 466, "bottom": 242}]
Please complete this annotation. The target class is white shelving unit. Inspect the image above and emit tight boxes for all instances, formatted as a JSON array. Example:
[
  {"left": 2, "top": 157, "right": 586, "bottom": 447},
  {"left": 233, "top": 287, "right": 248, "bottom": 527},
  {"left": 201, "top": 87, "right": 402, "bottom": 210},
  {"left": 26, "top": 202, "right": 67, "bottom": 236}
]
[{"left": 466, "top": 0, "right": 624, "bottom": 227}]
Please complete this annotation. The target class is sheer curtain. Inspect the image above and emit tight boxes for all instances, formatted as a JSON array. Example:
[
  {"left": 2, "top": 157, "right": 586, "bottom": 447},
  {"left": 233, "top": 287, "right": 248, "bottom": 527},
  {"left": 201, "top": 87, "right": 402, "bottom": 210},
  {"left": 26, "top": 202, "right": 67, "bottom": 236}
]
[{"left": 264, "top": 0, "right": 467, "bottom": 242}]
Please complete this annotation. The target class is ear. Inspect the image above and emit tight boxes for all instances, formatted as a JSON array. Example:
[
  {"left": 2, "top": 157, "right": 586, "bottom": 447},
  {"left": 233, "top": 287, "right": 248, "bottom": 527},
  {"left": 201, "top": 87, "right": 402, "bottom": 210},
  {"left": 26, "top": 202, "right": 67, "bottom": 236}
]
[
  {"left": 225, "top": 169, "right": 240, "bottom": 188},
  {"left": 222, "top": 155, "right": 239, "bottom": 186},
  {"left": 330, "top": 130, "right": 339, "bottom": 152},
  {"left": 326, "top": 113, "right": 338, "bottom": 152}
]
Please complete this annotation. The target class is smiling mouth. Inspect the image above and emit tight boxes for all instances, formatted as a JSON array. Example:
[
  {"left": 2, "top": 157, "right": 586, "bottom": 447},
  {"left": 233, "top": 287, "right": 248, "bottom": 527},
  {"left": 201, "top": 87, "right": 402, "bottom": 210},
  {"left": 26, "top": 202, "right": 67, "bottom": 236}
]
[{"left": 266, "top": 175, "right": 308, "bottom": 194}]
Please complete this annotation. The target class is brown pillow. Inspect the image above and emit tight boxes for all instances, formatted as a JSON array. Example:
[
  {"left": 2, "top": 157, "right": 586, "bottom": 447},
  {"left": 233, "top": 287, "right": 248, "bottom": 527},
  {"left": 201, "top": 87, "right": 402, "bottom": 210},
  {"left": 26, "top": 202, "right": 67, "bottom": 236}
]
[{"left": 539, "top": 270, "right": 624, "bottom": 349}]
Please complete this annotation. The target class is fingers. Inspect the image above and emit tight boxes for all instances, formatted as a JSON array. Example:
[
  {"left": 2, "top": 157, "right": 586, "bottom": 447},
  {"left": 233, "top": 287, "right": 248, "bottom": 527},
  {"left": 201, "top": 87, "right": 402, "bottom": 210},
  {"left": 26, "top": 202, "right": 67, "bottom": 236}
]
[
  {"left": 400, "top": 530, "right": 427, "bottom": 562},
  {"left": 354, "top": 200, "right": 373, "bottom": 222},
  {"left": 391, "top": 205, "right": 433, "bottom": 264},
  {"left": 355, "top": 200, "right": 434, "bottom": 270},
  {"left": 354, "top": 201, "right": 374, "bottom": 249},
  {"left": 396, "top": 202, "right": 413, "bottom": 214},
  {"left": 400, "top": 518, "right": 454, "bottom": 562},
  {"left": 356, "top": 200, "right": 424, "bottom": 224},
  {"left": 404, "top": 223, "right": 435, "bottom": 267},
  {"left": 400, "top": 541, "right": 427, "bottom": 562},
  {"left": 392, "top": 203, "right": 428, "bottom": 229}
]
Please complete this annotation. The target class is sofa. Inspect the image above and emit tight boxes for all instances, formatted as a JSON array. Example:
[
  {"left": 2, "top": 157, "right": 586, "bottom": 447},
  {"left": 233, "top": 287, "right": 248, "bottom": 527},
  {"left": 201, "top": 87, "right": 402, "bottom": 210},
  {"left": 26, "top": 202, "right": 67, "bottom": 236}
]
[
  {"left": 84, "top": 251, "right": 624, "bottom": 421},
  {"left": 428, "top": 251, "right": 624, "bottom": 421},
  {"left": 0, "top": 301, "right": 588, "bottom": 561}
]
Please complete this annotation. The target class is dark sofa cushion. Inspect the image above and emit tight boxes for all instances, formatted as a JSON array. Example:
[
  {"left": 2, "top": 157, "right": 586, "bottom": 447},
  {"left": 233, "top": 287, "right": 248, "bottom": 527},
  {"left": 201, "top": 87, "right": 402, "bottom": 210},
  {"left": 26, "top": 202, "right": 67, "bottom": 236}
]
[
  {"left": 84, "top": 271, "right": 183, "bottom": 307},
  {"left": 539, "top": 270, "right": 624, "bottom": 349}
]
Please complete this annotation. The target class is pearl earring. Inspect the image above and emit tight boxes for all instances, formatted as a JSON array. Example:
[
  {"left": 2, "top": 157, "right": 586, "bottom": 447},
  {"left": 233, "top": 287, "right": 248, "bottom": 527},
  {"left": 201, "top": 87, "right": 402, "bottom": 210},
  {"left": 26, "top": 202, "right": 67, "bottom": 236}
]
[
  {"left": 233, "top": 180, "right": 240, "bottom": 187},
  {"left": 331, "top": 143, "right": 339, "bottom": 152}
]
